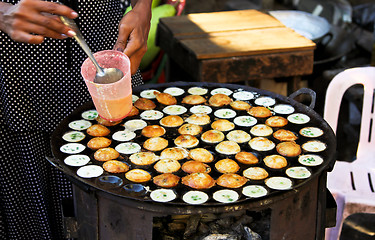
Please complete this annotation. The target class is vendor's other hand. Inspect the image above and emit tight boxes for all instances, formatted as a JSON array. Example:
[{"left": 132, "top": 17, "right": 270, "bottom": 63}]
[
  {"left": 0, "top": 0, "right": 78, "bottom": 44},
  {"left": 114, "top": 0, "right": 151, "bottom": 75}
]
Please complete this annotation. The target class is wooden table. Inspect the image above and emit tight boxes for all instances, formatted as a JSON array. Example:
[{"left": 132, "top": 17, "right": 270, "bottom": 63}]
[{"left": 156, "top": 9, "right": 316, "bottom": 94}]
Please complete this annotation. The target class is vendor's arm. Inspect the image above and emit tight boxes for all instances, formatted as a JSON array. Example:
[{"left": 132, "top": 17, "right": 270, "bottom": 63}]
[
  {"left": 114, "top": 0, "right": 152, "bottom": 75},
  {"left": 0, "top": 0, "right": 77, "bottom": 44}
]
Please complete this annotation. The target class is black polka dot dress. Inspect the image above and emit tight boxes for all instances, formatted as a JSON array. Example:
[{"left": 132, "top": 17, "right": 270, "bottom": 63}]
[{"left": 0, "top": 0, "right": 143, "bottom": 239}]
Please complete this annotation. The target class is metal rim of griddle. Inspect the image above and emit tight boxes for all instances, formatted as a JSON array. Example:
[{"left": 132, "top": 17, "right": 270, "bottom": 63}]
[{"left": 49, "top": 81, "right": 336, "bottom": 213}]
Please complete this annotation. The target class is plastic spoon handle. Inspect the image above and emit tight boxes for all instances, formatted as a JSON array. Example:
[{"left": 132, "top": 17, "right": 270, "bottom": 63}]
[{"left": 59, "top": 16, "right": 105, "bottom": 75}]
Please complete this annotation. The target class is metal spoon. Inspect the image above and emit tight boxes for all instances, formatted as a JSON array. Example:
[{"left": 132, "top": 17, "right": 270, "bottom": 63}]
[{"left": 60, "top": 16, "right": 124, "bottom": 84}]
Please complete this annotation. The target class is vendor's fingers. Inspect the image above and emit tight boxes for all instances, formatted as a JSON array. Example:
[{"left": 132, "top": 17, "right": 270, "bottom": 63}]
[
  {"left": 29, "top": 14, "right": 73, "bottom": 36},
  {"left": 114, "top": 22, "right": 133, "bottom": 52},
  {"left": 10, "top": 30, "right": 45, "bottom": 44},
  {"left": 17, "top": 21, "right": 69, "bottom": 39},
  {"left": 30, "top": 0, "right": 78, "bottom": 19},
  {"left": 128, "top": 54, "right": 143, "bottom": 75},
  {"left": 123, "top": 38, "right": 147, "bottom": 73}
]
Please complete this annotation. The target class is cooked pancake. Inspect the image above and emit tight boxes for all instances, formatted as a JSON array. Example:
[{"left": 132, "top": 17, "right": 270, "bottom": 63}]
[
  {"left": 276, "top": 141, "right": 302, "bottom": 157},
  {"left": 250, "top": 124, "right": 273, "bottom": 137},
  {"left": 125, "top": 106, "right": 140, "bottom": 118},
  {"left": 178, "top": 123, "right": 203, "bottom": 136},
  {"left": 243, "top": 167, "right": 269, "bottom": 180},
  {"left": 188, "top": 148, "right": 214, "bottom": 163},
  {"left": 211, "top": 119, "right": 235, "bottom": 132},
  {"left": 181, "top": 95, "right": 206, "bottom": 105},
  {"left": 154, "top": 91, "right": 177, "bottom": 105},
  {"left": 134, "top": 98, "right": 156, "bottom": 110},
  {"left": 247, "top": 106, "right": 272, "bottom": 118},
  {"left": 163, "top": 105, "right": 187, "bottom": 115},
  {"left": 235, "top": 151, "right": 259, "bottom": 165},
  {"left": 182, "top": 160, "right": 211, "bottom": 174},
  {"left": 153, "top": 173, "right": 180, "bottom": 188},
  {"left": 163, "top": 87, "right": 185, "bottom": 97},
  {"left": 174, "top": 134, "right": 199, "bottom": 148},
  {"left": 263, "top": 155, "right": 288, "bottom": 169},
  {"left": 254, "top": 96, "right": 276, "bottom": 107},
  {"left": 230, "top": 100, "right": 251, "bottom": 111},
  {"left": 185, "top": 113, "right": 211, "bottom": 126},
  {"left": 160, "top": 115, "right": 184, "bottom": 128},
  {"left": 154, "top": 159, "right": 181, "bottom": 173},
  {"left": 216, "top": 173, "right": 247, "bottom": 188},
  {"left": 215, "top": 159, "right": 240, "bottom": 174},
  {"left": 102, "top": 160, "right": 129, "bottom": 173},
  {"left": 248, "top": 137, "right": 275, "bottom": 152},
  {"left": 299, "top": 127, "right": 324, "bottom": 138},
  {"left": 96, "top": 116, "right": 122, "bottom": 126},
  {"left": 140, "top": 110, "right": 164, "bottom": 121},
  {"left": 226, "top": 130, "right": 251, "bottom": 143},
  {"left": 125, "top": 169, "right": 152, "bottom": 183},
  {"left": 143, "top": 137, "right": 169, "bottom": 152},
  {"left": 129, "top": 151, "right": 159, "bottom": 165},
  {"left": 94, "top": 147, "right": 120, "bottom": 161},
  {"left": 160, "top": 147, "right": 189, "bottom": 160},
  {"left": 208, "top": 93, "right": 232, "bottom": 107},
  {"left": 188, "top": 87, "right": 208, "bottom": 95},
  {"left": 265, "top": 116, "right": 288, "bottom": 128},
  {"left": 190, "top": 105, "right": 212, "bottom": 114},
  {"left": 302, "top": 140, "right": 327, "bottom": 152},
  {"left": 86, "top": 124, "right": 110, "bottom": 137},
  {"left": 201, "top": 130, "right": 225, "bottom": 144},
  {"left": 181, "top": 173, "right": 216, "bottom": 190},
  {"left": 215, "top": 141, "right": 241, "bottom": 155},
  {"left": 124, "top": 119, "right": 147, "bottom": 131},
  {"left": 273, "top": 129, "right": 298, "bottom": 142},
  {"left": 214, "top": 109, "right": 236, "bottom": 119},
  {"left": 141, "top": 125, "right": 166, "bottom": 138},
  {"left": 87, "top": 137, "right": 112, "bottom": 150}
]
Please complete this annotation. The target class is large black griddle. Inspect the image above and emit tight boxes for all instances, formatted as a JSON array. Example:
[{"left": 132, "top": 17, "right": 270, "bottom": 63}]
[{"left": 49, "top": 81, "right": 336, "bottom": 207}]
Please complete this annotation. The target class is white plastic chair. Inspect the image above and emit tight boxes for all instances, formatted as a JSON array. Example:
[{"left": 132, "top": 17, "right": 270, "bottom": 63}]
[{"left": 324, "top": 66, "right": 375, "bottom": 240}]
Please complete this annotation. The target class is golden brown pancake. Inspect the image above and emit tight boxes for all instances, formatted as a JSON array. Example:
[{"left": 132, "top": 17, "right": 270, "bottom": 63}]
[
  {"left": 87, "top": 137, "right": 112, "bottom": 150},
  {"left": 247, "top": 106, "right": 272, "bottom": 118},
  {"left": 181, "top": 173, "right": 216, "bottom": 189},
  {"left": 216, "top": 174, "right": 247, "bottom": 188},
  {"left": 181, "top": 95, "right": 206, "bottom": 105},
  {"left": 154, "top": 91, "right": 177, "bottom": 105},
  {"left": 188, "top": 148, "right": 214, "bottom": 163},
  {"left": 153, "top": 173, "right": 180, "bottom": 188},
  {"left": 143, "top": 137, "right": 169, "bottom": 151},
  {"left": 154, "top": 159, "right": 181, "bottom": 173},
  {"left": 141, "top": 125, "right": 166, "bottom": 138},
  {"left": 276, "top": 141, "right": 302, "bottom": 157},
  {"left": 265, "top": 116, "right": 288, "bottom": 128},
  {"left": 134, "top": 98, "right": 156, "bottom": 110},
  {"left": 181, "top": 160, "right": 211, "bottom": 174},
  {"left": 235, "top": 151, "right": 259, "bottom": 165},
  {"left": 87, "top": 124, "right": 110, "bottom": 137},
  {"left": 125, "top": 169, "right": 152, "bottom": 183},
  {"left": 178, "top": 123, "right": 203, "bottom": 136},
  {"left": 94, "top": 147, "right": 119, "bottom": 161},
  {"left": 208, "top": 93, "right": 232, "bottom": 107},
  {"left": 103, "top": 160, "right": 129, "bottom": 173},
  {"left": 215, "top": 159, "right": 240, "bottom": 174}
]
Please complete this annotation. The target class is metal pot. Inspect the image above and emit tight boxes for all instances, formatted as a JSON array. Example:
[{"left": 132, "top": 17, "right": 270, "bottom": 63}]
[{"left": 269, "top": 10, "right": 332, "bottom": 44}]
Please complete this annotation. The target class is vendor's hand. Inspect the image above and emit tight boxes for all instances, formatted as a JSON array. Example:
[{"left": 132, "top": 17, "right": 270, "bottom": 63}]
[
  {"left": 114, "top": 0, "right": 152, "bottom": 75},
  {"left": 0, "top": 0, "right": 78, "bottom": 44}
]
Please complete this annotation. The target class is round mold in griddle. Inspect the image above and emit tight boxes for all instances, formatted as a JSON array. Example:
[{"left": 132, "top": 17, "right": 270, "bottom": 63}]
[{"left": 96, "top": 175, "right": 124, "bottom": 189}]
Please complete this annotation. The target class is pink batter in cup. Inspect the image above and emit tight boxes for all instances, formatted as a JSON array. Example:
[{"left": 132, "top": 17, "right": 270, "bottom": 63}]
[{"left": 81, "top": 50, "right": 132, "bottom": 122}]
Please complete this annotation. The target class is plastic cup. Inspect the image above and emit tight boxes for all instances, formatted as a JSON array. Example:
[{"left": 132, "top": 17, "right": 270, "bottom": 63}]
[{"left": 81, "top": 50, "right": 132, "bottom": 122}]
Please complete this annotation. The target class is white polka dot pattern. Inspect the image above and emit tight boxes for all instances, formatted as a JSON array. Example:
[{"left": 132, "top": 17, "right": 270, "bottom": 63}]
[{"left": 0, "top": 0, "right": 143, "bottom": 239}]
